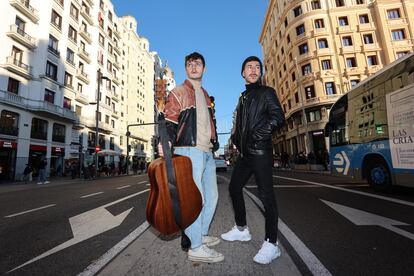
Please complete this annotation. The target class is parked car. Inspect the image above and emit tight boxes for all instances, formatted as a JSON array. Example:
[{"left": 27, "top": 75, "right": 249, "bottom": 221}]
[{"left": 214, "top": 158, "right": 227, "bottom": 172}]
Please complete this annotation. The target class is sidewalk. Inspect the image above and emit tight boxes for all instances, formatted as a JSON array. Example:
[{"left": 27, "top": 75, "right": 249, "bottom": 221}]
[{"left": 97, "top": 175, "right": 301, "bottom": 276}]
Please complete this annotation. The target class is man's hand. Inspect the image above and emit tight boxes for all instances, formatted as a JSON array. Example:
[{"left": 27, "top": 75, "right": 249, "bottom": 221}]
[{"left": 158, "top": 141, "right": 172, "bottom": 157}]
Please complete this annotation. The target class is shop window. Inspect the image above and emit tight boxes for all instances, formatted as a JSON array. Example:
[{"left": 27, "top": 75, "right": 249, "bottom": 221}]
[
  {"left": 52, "top": 123, "right": 65, "bottom": 143},
  {"left": 31, "top": 118, "right": 48, "bottom": 140},
  {"left": 0, "top": 110, "right": 19, "bottom": 136}
]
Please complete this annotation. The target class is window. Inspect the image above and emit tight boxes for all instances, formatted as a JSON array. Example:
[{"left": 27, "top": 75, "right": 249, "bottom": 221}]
[
  {"left": 301, "top": 63, "right": 312, "bottom": 75},
  {"left": 363, "top": 34, "right": 374, "bottom": 44},
  {"left": 51, "top": 10, "right": 62, "bottom": 29},
  {"left": 48, "top": 35, "right": 59, "bottom": 55},
  {"left": 346, "top": 57, "right": 357, "bottom": 67},
  {"left": 0, "top": 110, "right": 19, "bottom": 136},
  {"left": 31, "top": 118, "right": 48, "bottom": 140},
  {"left": 392, "top": 29, "right": 406, "bottom": 40},
  {"left": 107, "top": 60, "right": 112, "bottom": 72},
  {"left": 108, "top": 11, "right": 113, "bottom": 22},
  {"left": 108, "top": 43, "right": 113, "bottom": 54},
  {"left": 308, "top": 110, "right": 321, "bottom": 122},
  {"left": 359, "top": 14, "right": 369, "bottom": 24},
  {"left": 314, "top": 19, "right": 324, "bottom": 29},
  {"left": 111, "top": 120, "right": 115, "bottom": 128},
  {"left": 288, "top": 99, "right": 292, "bottom": 109},
  {"left": 77, "top": 83, "right": 83, "bottom": 93},
  {"left": 68, "top": 25, "right": 77, "bottom": 42},
  {"left": 52, "top": 123, "right": 65, "bottom": 143},
  {"left": 342, "top": 36, "right": 353, "bottom": 46},
  {"left": 76, "top": 105, "right": 82, "bottom": 116},
  {"left": 15, "top": 16, "right": 26, "bottom": 33},
  {"left": 325, "top": 82, "right": 336, "bottom": 95},
  {"left": 105, "top": 115, "right": 110, "bottom": 124},
  {"left": 70, "top": 4, "right": 79, "bottom": 20},
  {"left": 44, "top": 89, "right": 55, "bottom": 103},
  {"left": 338, "top": 16, "right": 349, "bottom": 26},
  {"left": 321, "top": 59, "right": 332, "bottom": 70},
  {"left": 295, "top": 93, "right": 299, "bottom": 103},
  {"left": 66, "top": 48, "right": 75, "bottom": 65},
  {"left": 287, "top": 34, "right": 290, "bottom": 43},
  {"left": 387, "top": 9, "right": 400, "bottom": 19},
  {"left": 356, "top": 0, "right": 364, "bottom": 4},
  {"left": 99, "top": 0, "right": 104, "bottom": 9},
  {"left": 318, "top": 38, "right": 329, "bottom": 48},
  {"left": 7, "top": 77, "right": 19, "bottom": 94},
  {"left": 293, "top": 6, "right": 302, "bottom": 17},
  {"left": 46, "top": 61, "right": 58, "bottom": 80},
  {"left": 396, "top": 51, "right": 409, "bottom": 59},
  {"left": 296, "top": 24, "right": 305, "bottom": 36},
  {"left": 351, "top": 79, "right": 360, "bottom": 87},
  {"left": 305, "top": 85, "right": 315, "bottom": 99},
  {"left": 284, "top": 18, "right": 288, "bottom": 27},
  {"left": 367, "top": 55, "right": 378, "bottom": 66},
  {"left": 63, "top": 97, "right": 71, "bottom": 109},
  {"left": 291, "top": 72, "right": 296, "bottom": 82},
  {"left": 64, "top": 72, "right": 73, "bottom": 88},
  {"left": 99, "top": 34, "right": 105, "bottom": 46},
  {"left": 335, "top": 0, "right": 345, "bottom": 7},
  {"left": 311, "top": 0, "right": 321, "bottom": 9},
  {"left": 107, "top": 27, "right": 112, "bottom": 38},
  {"left": 298, "top": 43, "right": 308, "bottom": 55},
  {"left": 105, "top": 96, "right": 111, "bottom": 105},
  {"left": 110, "top": 136, "right": 115, "bottom": 149}
]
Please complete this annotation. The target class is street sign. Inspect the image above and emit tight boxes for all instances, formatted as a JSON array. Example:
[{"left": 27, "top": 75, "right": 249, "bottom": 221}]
[{"left": 95, "top": 146, "right": 101, "bottom": 152}]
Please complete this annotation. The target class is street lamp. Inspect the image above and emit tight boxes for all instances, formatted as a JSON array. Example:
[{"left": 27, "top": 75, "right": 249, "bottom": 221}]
[{"left": 95, "top": 69, "right": 110, "bottom": 177}]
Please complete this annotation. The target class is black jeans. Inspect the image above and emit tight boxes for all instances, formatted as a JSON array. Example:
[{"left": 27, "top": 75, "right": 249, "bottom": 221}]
[{"left": 228, "top": 153, "right": 278, "bottom": 243}]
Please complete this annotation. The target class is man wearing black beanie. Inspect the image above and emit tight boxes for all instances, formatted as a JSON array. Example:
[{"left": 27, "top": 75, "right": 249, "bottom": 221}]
[{"left": 221, "top": 56, "right": 285, "bottom": 264}]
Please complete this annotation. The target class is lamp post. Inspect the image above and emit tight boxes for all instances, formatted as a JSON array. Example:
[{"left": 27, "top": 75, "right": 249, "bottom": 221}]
[{"left": 95, "top": 69, "right": 110, "bottom": 177}]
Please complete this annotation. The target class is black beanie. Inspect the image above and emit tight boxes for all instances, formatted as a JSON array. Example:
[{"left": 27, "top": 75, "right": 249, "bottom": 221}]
[{"left": 241, "top": 56, "right": 263, "bottom": 76}]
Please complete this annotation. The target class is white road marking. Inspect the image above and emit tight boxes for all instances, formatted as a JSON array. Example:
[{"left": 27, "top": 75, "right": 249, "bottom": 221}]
[
  {"left": 80, "top": 192, "right": 104, "bottom": 198},
  {"left": 116, "top": 185, "right": 131, "bottom": 190},
  {"left": 273, "top": 175, "right": 414, "bottom": 207},
  {"left": 8, "top": 189, "right": 150, "bottom": 273},
  {"left": 322, "top": 200, "right": 414, "bottom": 241},
  {"left": 4, "top": 204, "right": 56, "bottom": 218},
  {"left": 138, "top": 181, "right": 147, "bottom": 184},
  {"left": 244, "top": 189, "right": 332, "bottom": 276},
  {"left": 245, "top": 184, "right": 369, "bottom": 188},
  {"left": 78, "top": 221, "right": 150, "bottom": 276}
]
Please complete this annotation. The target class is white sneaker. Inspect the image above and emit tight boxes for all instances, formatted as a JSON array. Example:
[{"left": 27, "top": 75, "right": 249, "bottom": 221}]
[
  {"left": 37, "top": 182, "right": 43, "bottom": 185},
  {"left": 202, "top": 235, "right": 220, "bottom": 247},
  {"left": 188, "top": 245, "right": 224, "bottom": 263},
  {"left": 221, "top": 225, "right": 251, "bottom": 241},
  {"left": 44, "top": 181, "right": 50, "bottom": 184},
  {"left": 253, "top": 240, "right": 281, "bottom": 264}
]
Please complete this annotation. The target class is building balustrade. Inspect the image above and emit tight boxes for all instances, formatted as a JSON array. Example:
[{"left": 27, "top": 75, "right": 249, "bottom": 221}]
[
  {"left": 76, "top": 69, "right": 90, "bottom": 84},
  {"left": 78, "top": 48, "right": 91, "bottom": 63},
  {"left": 80, "top": 29, "right": 92, "bottom": 44},
  {"left": 10, "top": 0, "right": 39, "bottom": 23},
  {"left": 4, "top": 56, "right": 32, "bottom": 79},
  {"left": 81, "top": 6, "right": 93, "bottom": 25},
  {"left": 6, "top": 24, "right": 37, "bottom": 49}
]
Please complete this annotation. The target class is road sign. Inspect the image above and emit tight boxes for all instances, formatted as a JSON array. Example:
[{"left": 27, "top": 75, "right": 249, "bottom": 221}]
[{"left": 95, "top": 146, "right": 101, "bottom": 152}]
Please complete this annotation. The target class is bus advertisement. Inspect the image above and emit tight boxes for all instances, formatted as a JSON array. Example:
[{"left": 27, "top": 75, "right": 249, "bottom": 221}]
[{"left": 325, "top": 53, "right": 414, "bottom": 191}]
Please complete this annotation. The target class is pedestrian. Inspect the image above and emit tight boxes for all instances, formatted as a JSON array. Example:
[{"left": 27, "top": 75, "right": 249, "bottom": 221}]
[
  {"left": 159, "top": 52, "right": 223, "bottom": 263},
  {"left": 37, "top": 158, "right": 49, "bottom": 185},
  {"left": 22, "top": 163, "right": 33, "bottom": 183},
  {"left": 221, "top": 56, "right": 286, "bottom": 264}
]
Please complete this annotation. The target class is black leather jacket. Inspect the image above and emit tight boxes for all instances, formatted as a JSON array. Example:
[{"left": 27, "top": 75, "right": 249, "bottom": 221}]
[{"left": 232, "top": 82, "right": 285, "bottom": 156}]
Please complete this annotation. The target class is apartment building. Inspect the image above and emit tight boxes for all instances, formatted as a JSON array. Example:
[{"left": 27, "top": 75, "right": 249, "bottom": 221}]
[
  {"left": 119, "top": 16, "right": 155, "bottom": 165},
  {"left": 0, "top": 0, "right": 159, "bottom": 181},
  {"left": 260, "top": 0, "right": 414, "bottom": 159}
]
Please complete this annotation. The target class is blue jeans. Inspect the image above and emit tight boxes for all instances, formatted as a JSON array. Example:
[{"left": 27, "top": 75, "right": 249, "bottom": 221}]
[
  {"left": 38, "top": 169, "right": 46, "bottom": 183},
  {"left": 174, "top": 147, "right": 218, "bottom": 249}
]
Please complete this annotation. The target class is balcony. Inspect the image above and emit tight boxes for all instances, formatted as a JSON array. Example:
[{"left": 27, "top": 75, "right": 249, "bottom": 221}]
[
  {"left": 361, "top": 42, "right": 380, "bottom": 51},
  {"left": 76, "top": 69, "right": 90, "bottom": 84},
  {"left": 111, "top": 111, "right": 120, "bottom": 119},
  {"left": 114, "top": 28, "right": 121, "bottom": 39},
  {"left": 6, "top": 25, "right": 37, "bottom": 49},
  {"left": 386, "top": 18, "right": 408, "bottom": 26},
  {"left": 311, "top": 28, "right": 328, "bottom": 36},
  {"left": 114, "top": 44, "right": 121, "bottom": 55},
  {"left": 0, "top": 90, "right": 76, "bottom": 121},
  {"left": 365, "top": 65, "right": 382, "bottom": 75},
  {"left": 357, "top": 23, "right": 376, "bottom": 32},
  {"left": 84, "top": 0, "right": 93, "bottom": 6},
  {"left": 344, "top": 67, "right": 362, "bottom": 76},
  {"left": 10, "top": 0, "right": 39, "bottom": 23},
  {"left": 391, "top": 39, "right": 414, "bottom": 49},
  {"left": 113, "top": 59, "right": 121, "bottom": 69},
  {"left": 340, "top": 45, "right": 357, "bottom": 54},
  {"left": 75, "top": 92, "right": 89, "bottom": 104},
  {"left": 336, "top": 25, "right": 353, "bottom": 34},
  {"left": 78, "top": 48, "right": 91, "bottom": 63},
  {"left": 81, "top": 6, "right": 93, "bottom": 25},
  {"left": 79, "top": 29, "right": 92, "bottom": 44},
  {"left": 112, "top": 75, "right": 120, "bottom": 85},
  {"left": 111, "top": 92, "right": 119, "bottom": 102},
  {"left": 3, "top": 56, "right": 33, "bottom": 79}
]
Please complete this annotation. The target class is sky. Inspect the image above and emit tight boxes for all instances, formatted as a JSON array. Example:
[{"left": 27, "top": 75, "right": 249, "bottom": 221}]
[{"left": 111, "top": 0, "right": 269, "bottom": 152}]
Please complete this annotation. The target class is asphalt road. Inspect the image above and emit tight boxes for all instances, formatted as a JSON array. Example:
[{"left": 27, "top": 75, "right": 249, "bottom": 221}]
[{"left": 1, "top": 169, "right": 413, "bottom": 275}]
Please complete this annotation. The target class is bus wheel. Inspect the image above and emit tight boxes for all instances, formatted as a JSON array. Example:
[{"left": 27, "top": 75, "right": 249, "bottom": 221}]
[{"left": 367, "top": 159, "right": 392, "bottom": 191}]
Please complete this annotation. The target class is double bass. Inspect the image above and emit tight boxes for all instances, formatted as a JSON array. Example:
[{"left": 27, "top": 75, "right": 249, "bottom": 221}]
[{"left": 146, "top": 79, "right": 202, "bottom": 235}]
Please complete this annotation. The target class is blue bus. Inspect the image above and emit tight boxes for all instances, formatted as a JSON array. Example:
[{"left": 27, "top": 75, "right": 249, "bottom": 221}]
[{"left": 325, "top": 53, "right": 414, "bottom": 191}]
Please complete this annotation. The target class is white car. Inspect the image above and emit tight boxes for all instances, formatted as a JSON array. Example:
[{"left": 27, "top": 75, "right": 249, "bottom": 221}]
[{"left": 214, "top": 158, "right": 227, "bottom": 171}]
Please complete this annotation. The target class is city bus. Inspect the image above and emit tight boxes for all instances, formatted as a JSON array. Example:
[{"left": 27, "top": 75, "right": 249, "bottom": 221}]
[{"left": 325, "top": 53, "right": 414, "bottom": 191}]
